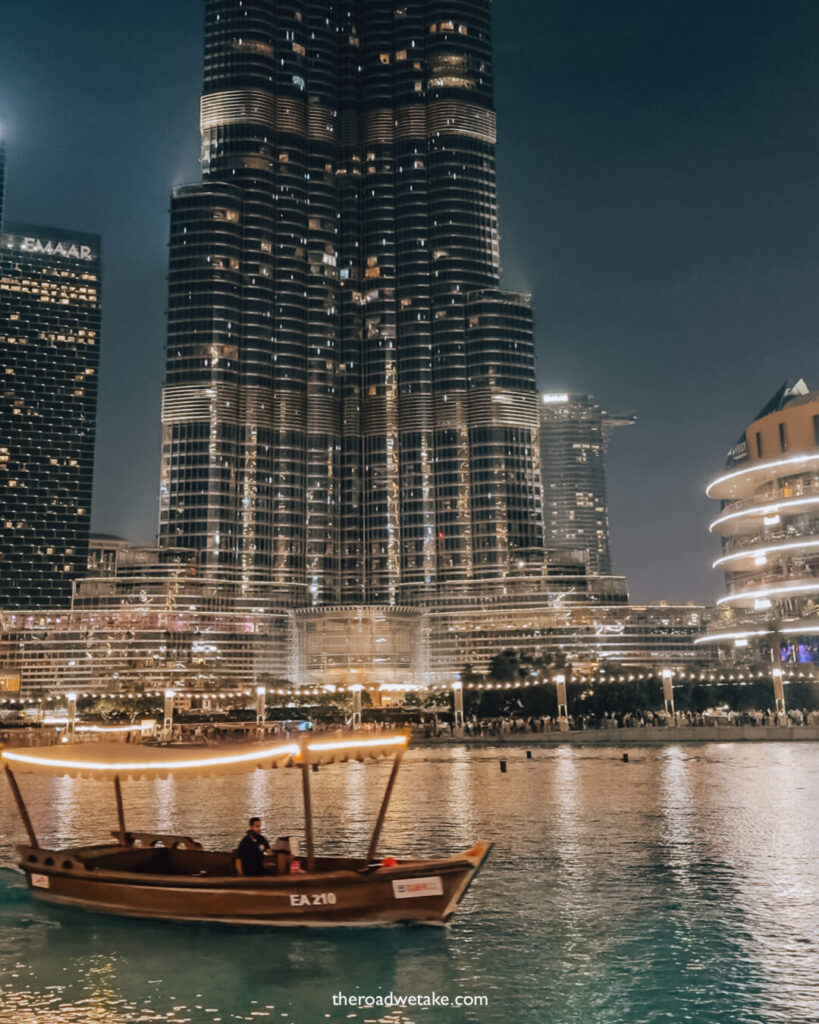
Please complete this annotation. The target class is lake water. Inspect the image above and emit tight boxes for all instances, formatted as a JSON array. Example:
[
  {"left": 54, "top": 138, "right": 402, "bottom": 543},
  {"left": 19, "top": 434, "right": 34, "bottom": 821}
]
[{"left": 0, "top": 743, "right": 817, "bottom": 1024}]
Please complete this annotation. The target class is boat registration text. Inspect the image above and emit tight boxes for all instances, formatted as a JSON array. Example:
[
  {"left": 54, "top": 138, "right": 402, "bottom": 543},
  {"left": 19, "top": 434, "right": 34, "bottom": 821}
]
[{"left": 289, "top": 892, "right": 337, "bottom": 906}]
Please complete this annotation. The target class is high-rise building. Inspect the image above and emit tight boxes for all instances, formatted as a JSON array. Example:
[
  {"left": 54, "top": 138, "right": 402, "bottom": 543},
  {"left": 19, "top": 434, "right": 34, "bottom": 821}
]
[
  {"left": 539, "top": 393, "right": 634, "bottom": 576},
  {"left": 0, "top": 219, "right": 101, "bottom": 608},
  {"left": 699, "top": 378, "right": 819, "bottom": 663},
  {"left": 158, "top": 0, "right": 543, "bottom": 606}
]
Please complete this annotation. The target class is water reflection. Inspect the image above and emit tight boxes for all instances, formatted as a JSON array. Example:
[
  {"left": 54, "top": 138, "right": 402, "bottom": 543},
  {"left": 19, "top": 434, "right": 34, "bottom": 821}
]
[{"left": 0, "top": 744, "right": 817, "bottom": 1023}]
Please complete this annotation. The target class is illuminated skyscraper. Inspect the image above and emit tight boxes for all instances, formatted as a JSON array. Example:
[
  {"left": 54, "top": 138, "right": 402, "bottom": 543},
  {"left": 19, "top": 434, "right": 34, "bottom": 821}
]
[
  {"left": 0, "top": 220, "right": 101, "bottom": 608},
  {"left": 539, "top": 393, "right": 634, "bottom": 576},
  {"left": 159, "top": 0, "right": 543, "bottom": 606}
]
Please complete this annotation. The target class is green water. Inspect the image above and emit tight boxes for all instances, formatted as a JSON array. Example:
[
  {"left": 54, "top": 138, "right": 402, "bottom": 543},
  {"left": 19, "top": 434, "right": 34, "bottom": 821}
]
[{"left": 0, "top": 744, "right": 817, "bottom": 1023}]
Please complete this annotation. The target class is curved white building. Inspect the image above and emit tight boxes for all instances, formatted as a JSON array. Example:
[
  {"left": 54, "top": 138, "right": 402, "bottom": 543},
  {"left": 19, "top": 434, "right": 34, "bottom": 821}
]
[{"left": 700, "top": 379, "right": 819, "bottom": 661}]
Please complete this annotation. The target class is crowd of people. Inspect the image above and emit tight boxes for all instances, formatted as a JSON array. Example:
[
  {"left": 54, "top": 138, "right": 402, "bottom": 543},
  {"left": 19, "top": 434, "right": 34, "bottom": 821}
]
[{"left": 420, "top": 707, "right": 819, "bottom": 737}]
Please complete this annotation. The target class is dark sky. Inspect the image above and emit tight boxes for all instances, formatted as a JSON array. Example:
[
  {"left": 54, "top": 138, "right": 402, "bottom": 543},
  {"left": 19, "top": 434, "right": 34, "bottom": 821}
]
[{"left": 2, "top": 1, "right": 818, "bottom": 604}]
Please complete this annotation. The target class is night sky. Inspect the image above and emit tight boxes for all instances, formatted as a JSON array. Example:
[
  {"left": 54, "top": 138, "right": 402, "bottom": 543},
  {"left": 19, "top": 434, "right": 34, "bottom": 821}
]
[{"left": 2, "top": 1, "right": 818, "bottom": 603}]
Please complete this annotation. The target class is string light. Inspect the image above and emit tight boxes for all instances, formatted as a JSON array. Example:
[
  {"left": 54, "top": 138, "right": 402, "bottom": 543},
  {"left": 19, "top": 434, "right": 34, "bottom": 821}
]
[{"left": 1, "top": 671, "right": 816, "bottom": 706}]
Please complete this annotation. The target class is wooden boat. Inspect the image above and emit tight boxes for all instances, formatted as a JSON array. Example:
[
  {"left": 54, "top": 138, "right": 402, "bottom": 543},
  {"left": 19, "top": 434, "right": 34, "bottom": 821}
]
[{"left": 1, "top": 734, "right": 491, "bottom": 926}]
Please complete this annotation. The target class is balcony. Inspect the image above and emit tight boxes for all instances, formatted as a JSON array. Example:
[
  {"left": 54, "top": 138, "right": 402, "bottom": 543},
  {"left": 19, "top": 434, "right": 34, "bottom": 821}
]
[
  {"left": 709, "top": 486, "right": 819, "bottom": 536},
  {"left": 717, "top": 575, "right": 819, "bottom": 610},
  {"left": 714, "top": 533, "right": 819, "bottom": 571}
]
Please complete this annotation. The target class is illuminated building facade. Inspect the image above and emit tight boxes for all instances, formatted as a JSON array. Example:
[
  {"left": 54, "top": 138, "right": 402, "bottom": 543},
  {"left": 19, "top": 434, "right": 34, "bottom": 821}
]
[
  {"left": 417, "top": 564, "right": 712, "bottom": 683},
  {"left": 699, "top": 379, "right": 819, "bottom": 662},
  {"left": 427, "top": 598, "right": 713, "bottom": 685},
  {"left": 0, "top": 567, "right": 711, "bottom": 694},
  {"left": 0, "top": 546, "right": 294, "bottom": 694},
  {"left": 292, "top": 605, "right": 427, "bottom": 689},
  {"left": 539, "top": 393, "right": 634, "bottom": 575},
  {"left": 0, "top": 218, "right": 101, "bottom": 609},
  {"left": 159, "top": 0, "right": 543, "bottom": 605}
]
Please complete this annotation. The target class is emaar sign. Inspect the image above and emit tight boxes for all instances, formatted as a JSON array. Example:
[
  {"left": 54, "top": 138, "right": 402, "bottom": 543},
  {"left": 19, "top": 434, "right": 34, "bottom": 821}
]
[{"left": 18, "top": 237, "right": 95, "bottom": 261}]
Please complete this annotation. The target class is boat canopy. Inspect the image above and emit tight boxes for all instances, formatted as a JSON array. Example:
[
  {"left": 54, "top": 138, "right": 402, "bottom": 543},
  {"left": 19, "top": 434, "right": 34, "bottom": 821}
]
[{"left": 0, "top": 734, "right": 409, "bottom": 782}]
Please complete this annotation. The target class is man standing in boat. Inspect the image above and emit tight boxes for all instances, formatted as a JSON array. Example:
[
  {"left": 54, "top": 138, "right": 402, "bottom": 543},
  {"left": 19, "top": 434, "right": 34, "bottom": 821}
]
[{"left": 235, "top": 817, "right": 271, "bottom": 876}]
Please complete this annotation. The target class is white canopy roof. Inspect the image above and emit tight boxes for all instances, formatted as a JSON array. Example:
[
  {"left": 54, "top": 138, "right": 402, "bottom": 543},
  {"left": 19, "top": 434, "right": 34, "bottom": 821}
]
[{"left": 0, "top": 734, "right": 408, "bottom": 781}]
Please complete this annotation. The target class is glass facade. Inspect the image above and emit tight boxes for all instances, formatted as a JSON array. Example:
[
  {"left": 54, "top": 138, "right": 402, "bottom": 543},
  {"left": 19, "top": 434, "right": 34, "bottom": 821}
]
[
  {"left": 0, "top": 219, "right": 101, "bottom": 609},
  {"left": 292, "top": 605, "right": 427, "bottom": 688},
  {"left": 159, "top": 0, "right": 543, "bottom": 606},
  {"left": 426, "top": 596, "right": 714, "bottom": 686},
  {"left": 0, "top": 551, "right": 294, "bottom": 694}
]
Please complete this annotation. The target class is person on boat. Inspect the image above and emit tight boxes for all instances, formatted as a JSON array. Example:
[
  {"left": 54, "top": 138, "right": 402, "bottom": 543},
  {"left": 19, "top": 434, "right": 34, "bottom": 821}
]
[{"left": 235, "top": 817, "right": 271, "bottom": 876}]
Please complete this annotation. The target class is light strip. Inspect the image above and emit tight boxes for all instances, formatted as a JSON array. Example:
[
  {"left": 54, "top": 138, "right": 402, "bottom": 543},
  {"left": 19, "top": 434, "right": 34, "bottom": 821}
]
[
  {"left": 706, "top": 451, "right": 819, "bottom": 497},
  {"left": 1, "top": 742, "right": 301, "bottom": 774},
  {"left": 304, "top": 735, "right": 408, "bottom": 754},
  {"left": 75, "top": 723, "right": 155, "bottom": 734},
  {"left": 709, "top": 495, "right": 819, "bottom": 532},
  {"left": 41, "top": 719, "right": 155, "bottom": 732},
  {"left": 713, "top": 537, "right": 819, "bottom": 568},
  {"left": 717, "top": 580, "right": 819, "bottom": 606}
]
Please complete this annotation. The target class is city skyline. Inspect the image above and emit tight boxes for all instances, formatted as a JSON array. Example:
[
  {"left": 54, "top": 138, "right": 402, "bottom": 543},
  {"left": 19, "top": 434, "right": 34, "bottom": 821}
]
[{"left": 2, "top": 0, "right": 819, "bottom": 603}]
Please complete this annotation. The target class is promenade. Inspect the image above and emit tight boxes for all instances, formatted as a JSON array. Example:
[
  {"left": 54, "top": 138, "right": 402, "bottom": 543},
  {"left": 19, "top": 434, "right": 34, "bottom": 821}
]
[{"left": 420, "top": 724, "right": 819, "bottom": 745}]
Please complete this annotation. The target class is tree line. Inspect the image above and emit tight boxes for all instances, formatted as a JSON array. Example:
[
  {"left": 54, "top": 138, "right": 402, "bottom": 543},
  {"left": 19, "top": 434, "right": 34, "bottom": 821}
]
[{"left": 455, "top": 650, "right": 819, "bottom": 718}]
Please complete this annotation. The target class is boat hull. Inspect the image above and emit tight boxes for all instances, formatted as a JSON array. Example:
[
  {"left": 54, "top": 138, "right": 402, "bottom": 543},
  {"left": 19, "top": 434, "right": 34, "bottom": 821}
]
[{"left": 16, "top": 842, "right": 492, "bottom": 927}]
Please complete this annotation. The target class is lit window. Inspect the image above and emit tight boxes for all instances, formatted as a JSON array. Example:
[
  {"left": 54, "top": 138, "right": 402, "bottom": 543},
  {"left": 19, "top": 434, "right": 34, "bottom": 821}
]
[{"left": 429, "top": 76, "right": 474, "bottom": 89}]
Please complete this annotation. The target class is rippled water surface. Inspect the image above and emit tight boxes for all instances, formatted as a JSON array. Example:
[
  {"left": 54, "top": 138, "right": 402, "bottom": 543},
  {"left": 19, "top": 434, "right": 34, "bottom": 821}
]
[{"left": 1, "top": 743, "right": 817, "bottom": 1023}]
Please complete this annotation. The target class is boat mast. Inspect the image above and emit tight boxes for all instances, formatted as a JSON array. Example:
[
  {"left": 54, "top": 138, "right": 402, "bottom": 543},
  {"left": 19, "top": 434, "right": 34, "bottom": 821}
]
[
  {"left": 300, "top": 762, "right": 316, "bottom": 872},
  {"left": 113, "top": 775, "right": 128, "bottom": 846},
  {"left": 366, "top": 747, "right": 405, "bottom": 862},
  {"left": 3, "top": 764, "right": 38, "bottom": 848}
]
